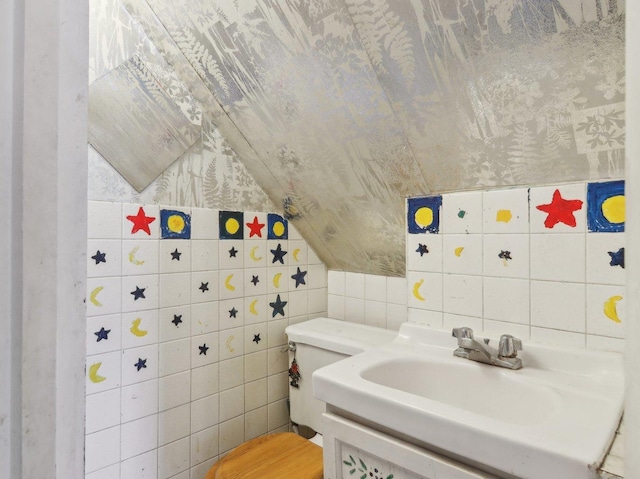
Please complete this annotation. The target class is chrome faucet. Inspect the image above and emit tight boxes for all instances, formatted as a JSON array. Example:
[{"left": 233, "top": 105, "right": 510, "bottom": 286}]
[{"left": 452, "top": 327, "right": 523, "bottom": 370}]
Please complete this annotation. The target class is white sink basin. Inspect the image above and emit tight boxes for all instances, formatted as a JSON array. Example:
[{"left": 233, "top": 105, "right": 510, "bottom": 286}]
[{"left": 313, "top": 322, "right": 624, "bottom": 479}]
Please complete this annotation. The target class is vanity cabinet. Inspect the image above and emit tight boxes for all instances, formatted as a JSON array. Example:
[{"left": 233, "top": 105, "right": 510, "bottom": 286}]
[{"left": 322, "top": 412, "right": 498, "bottom": 479}]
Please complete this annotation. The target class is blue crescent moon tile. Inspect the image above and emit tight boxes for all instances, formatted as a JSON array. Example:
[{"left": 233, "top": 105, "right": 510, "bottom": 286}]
[
  {"left": 587, "top": 180, "right": 625, "bottom": 232},
  {"left": 407, "top": 196, "right": 442, "bottom": 234},
  {"left": 160, "top": 209, "right": 191, "bottom": 239},
  {"left": 267, "top": 213, "right": 288, "bottom": 240},
  {"left": 219, "top": 211, "right": 244, "bottom": 239}
]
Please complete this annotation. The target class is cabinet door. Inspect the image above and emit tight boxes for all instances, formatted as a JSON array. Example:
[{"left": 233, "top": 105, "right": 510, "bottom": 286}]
[{"left": 322, "top": 413, "right": 499, "bottom": 479}]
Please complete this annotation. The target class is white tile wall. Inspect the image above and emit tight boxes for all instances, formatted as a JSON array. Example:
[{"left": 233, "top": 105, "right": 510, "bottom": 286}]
[
  {"left": 85, "top": 202, "right": 327, "bottom": 478},
  {"left": 329, "top": 180, "right": 626, "bottom": 353}
]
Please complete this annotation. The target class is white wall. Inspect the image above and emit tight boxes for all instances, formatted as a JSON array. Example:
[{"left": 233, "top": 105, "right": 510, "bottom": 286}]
[
  {"left": 625, "top": 2, "right": 640, "bottom": 475},
  {"left": 1, "top": 0, "right": 89, "bottom": 477}
]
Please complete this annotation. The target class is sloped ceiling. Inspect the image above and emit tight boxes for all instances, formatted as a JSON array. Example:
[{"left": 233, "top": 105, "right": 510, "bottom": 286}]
[{"left": 120, "top": 0, "right": 625, "bottom": 276}]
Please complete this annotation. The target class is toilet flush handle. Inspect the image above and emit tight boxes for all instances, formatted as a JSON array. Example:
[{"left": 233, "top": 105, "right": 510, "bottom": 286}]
[{"left": 281, "top": 341, "right": 296, "bottom": 353}]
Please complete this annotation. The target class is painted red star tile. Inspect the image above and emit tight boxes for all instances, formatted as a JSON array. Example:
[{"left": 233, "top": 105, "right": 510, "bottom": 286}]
[
  {"left": 246, "top": 216, "right": 265, "bottom": 238},
  {"left": 536, "top": 189, "right": 583, "bottom": 228},
  {"left": 126, "top": 207, "right": 156, "bottom": 235}
]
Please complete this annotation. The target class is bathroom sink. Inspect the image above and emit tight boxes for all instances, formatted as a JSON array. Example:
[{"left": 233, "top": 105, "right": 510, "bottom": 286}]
[{"left": 313, "top": 322, "right": 624, "bottom": 479}]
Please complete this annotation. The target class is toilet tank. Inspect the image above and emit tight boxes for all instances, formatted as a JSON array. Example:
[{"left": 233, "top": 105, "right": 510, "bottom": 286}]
[{"left": 285, "top": 318, "right": 396, "bottom": 434}]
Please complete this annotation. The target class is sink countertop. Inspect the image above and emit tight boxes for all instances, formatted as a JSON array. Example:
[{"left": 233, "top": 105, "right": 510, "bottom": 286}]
[{"left": 314, "top": 322, "right": 625, "bottom": 479}]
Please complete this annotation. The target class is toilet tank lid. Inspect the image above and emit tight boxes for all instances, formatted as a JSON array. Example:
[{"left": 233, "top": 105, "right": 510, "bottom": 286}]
[{"left": 285, "top": 318, "right": 397, "bottom": 356}]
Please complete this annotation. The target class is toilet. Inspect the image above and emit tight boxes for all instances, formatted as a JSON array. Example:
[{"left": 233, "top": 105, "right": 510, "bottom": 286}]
[{"left": 205, "top": 317, "right": 396, "bottom": 479}]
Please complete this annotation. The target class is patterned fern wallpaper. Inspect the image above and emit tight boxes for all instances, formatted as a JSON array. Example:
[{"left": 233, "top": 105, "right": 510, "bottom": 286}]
[{"left": 89, "top": 0, "right": 625, "bottom": 277}]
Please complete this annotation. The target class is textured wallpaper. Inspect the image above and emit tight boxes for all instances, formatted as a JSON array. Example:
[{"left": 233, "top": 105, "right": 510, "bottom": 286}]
[{"left": 90, "top": 0, "right": 625, "bottom": 276}]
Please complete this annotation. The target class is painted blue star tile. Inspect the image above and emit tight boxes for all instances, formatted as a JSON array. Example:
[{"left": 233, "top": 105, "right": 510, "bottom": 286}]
[
  {"left": 291, "top": 267, "right": 307, "bottom": 288},
  {"left": 269, "top": 294, "right": 287, "bottom": 318},
  {"left": 251, "top": 275, "right": 260, "bottom": 286},
  {"left": 134, "top": 358, "right": 147, "bottom": 371},
  {"left": 608, "top": 248, "right": 625, "bottom": 268},
  {"left": 91, "top": 250, "right": 107, "bottom": 264},
  {"left": 171, "top": 248, "right": 182, "bottom": 261},
  {"left": 199, "top": 282, "right": 209, "bottom": 293},
  {"left": 172, "top": 314, "right": 183, "bottom": 327},
  {"left": 131, "top": 286, "right": 146, "bottom": 300},
  {"left": 416, "top": 244, "right": 429, "bottom": 256},
  {"left": 253, "top": 333, "right": 261, "bottom": 344},
  {"left": 94, "top": 327, "right": 110, "bottom": 342},
  {"left": 271, "top": 244, "right": 287, "bottom": 264},
  {"left": 199, "top": 344, "right": 209, "bottom": 355},
  {"left": 229, "top": 307, "right": 238, "bottom": 318}
]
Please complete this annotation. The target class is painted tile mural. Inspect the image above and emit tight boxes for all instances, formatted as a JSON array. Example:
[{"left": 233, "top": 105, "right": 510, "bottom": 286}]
[
  {"left": 405, "top": 180, "right": 625, "bottom": 350},
  {"left": 85, "top": 201, "right": 327, "bottom": 478}
]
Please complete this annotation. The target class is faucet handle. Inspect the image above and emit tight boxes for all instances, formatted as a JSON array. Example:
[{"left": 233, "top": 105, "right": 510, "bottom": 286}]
[
  {"left": 498, "top": 335, "right": 522, "bottom": 358},
  {"left": 452, "top": 327, "right": 474, "bottom": 340}
]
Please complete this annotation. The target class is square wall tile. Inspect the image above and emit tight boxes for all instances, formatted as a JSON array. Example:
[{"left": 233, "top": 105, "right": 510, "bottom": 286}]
[
  {"left": 442, "top": 234, "right": 482, "bottom": 276},
  {"left": 245, "top": 294, "right": 269, "bottom": 324},
  {"left": 191, "top": 426, "right": 219, "bottom": 467},
  {"left": 88, "top": 201, "right": 122, "bottom": 239},
  {"left": 387, "top": 277, "right": 407, "bottom": 305},
  {"left": 121, "top": 344, "right": 158, "bottom": 386},
  {"left": 245, "top": 406, "right": 268, "bottom": 441},
  {"left": 158, "top": 207, "right": 192, "bottom": 240},
  {"left": 407, "top": 196, "right": 442, "bottom": 234},
  {"left": 158, "top": 436, "right": 190, "bottom": 479},
  {"left": 86, "top": 389, "right": 121, "bottom": 434},
  {"left": 158, "top": 404, "right": 191, "bottom": 446},
  {"left": 530, "top": 281, "right": 585, "bottom": 333},
  {"left": 87, "top": 277, "right": 122, "bottom": 317},
  {"left": 159, "top": 306, "right": 191, "bottom": 342},
  {"left": 407, "top": 272, "right": 443, "bottom": 312},
  {"left": 345, "top": 272, "right": 365, "bottom": 298},
  {"left": 191, "top": 240, "right": 219, "bottom": 272},
  {"left": 192, "top": 332, "right": 219, "bottom": 368},
  {"left": 483, "top": 277, "right": 530, "bottom": 325},
  {"left": 219, "top": 416, "right": 245, "bottom": 454},
  {"left": 219, "top": 270, "right": 244, "bottom": 301},
  {"left": 121, "top": 309, "right": 159, "bottom": 349},
  {"left": 218, "top": 299, "right": 244, "bottom": 330},
  {"left": 287, "top": 290, "right": 307, "bottom": 318},
  {"left": 121, "top": 275, "right": 159, "bottom": 313},
  {"left": 483, "top": 234, "right": 529, "bottom": 279},
  {"left": 159, "top": 371, "right": 191, "bottom": 411},
  {"left": 586, "top": 284, "right": 625, "bottom": 339},
  {"left": 245, "top": 351, "right": 267, "bottom": 383},
  {"left": 441, "top": 191, "right": 482, "bottom": 234},
  {"left": 288, "top": 265, "right": 308, "bottom": 291},
  {"left": 530, "top": 184, "right": 586, "bottom": 233},
  {"left": 87, "top": 314, "right": 122, "bottom": 356},
  {"left": 442, "top": 274, "right": 483, "bottom": 318},
  {"left": 482, "top": 187, "right": 529, "bottom": 234},
  {"left": 530, "top": 234, "right": 585, "bottom": 282},
  {"left": 267, "top": 267, "right": 289, "bottom": 295},
  {"left": 159, "top": 239, "right": 191, "bottom": 274},
  {"left": 191, "top": 301, "right": 219, "bottom": 335},
  {"left": 88, "top": 239, "right": 122, "bottom": 277},
  {"left": 191, "top": 394, "right": 220, "bottom": 434},
  {"left": 244, "top": 212, "right": 268, "bottom": 239},
  {"left": 386, "top": 303, "right": 408, "bottom": 331},
  {"left": 159, "top": 339, "right": 191, "bottom": 377},
  {"left": 364, "top": 300, "right": 387, "bottom": 329},
  {"left": 307, "top": 264, "right": 327, "bottom": 289},
  {"left": 191, "top": 363, "right": 219, "bottom": 401},
  {"left": 121, "top": 240, "right": 159, "bottom": 276},
  {"left": 245, "top": 323, "right": 268, "bottom": 354},
  {"left": 120, "top": 379, "right": 158, "bottom": 423},
  {"left": 191, "top": 207, "right": 219, "bottom": 240},
  {"left": 267, "top": 399, "right": 289, "bottom": 432},
  {"left": 219, "top": 327, "right": 244, "bottom": 360},
  {"left": 267, "top": 241, "right": 289, "bottom": 267},
  {"left": 220, "top": 385, "right": 245, "bottom": 422},
  {"left": 247, "top": 267, "right": 268, "bottom": 295},
  {"left": 245, "top": 379, "right": 267, "bottom": 411},
  {"left": 407, "top": 233, "right": 443, "bottom": 273},
  {"left": 86, "top": 351, "right": 121, "bottom": 395},
  {"left": 327, "top": 294, "right": 345, "bottom": 320},
  {"left": 586, "top": 180, "right": 625, "bottom": 233},
  {"left": 245, "top": 239, "right": 268, "bottom": 268},
  {"left": 288, "top": 239, "right": 308, "bottom": 266},
  {"left": 308, "top": 288, "right": 327, "bottom": 315},
  {"left": 344, "top": 297, "right": 365, "bottom": 323},
  {"left": 192, "top": 271, "right": 219, "bottom": 303},
  {"left": 120, "top": 414, "right": 158, "bottom": 460},
  {"left": 586, "top": 233, "right": 625, "bottom": 285},
  {"left": 327, "top": 271, "right": 346, "bottom": 295},
  {"left": 122, "top": 204, "right": 160, "bottom": 239},
  {"left": 85, "top": 426, "right": 121, "bottom": 473},
  {"left": 219, "top": 240, "right": 244, "bottom": 269}
]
